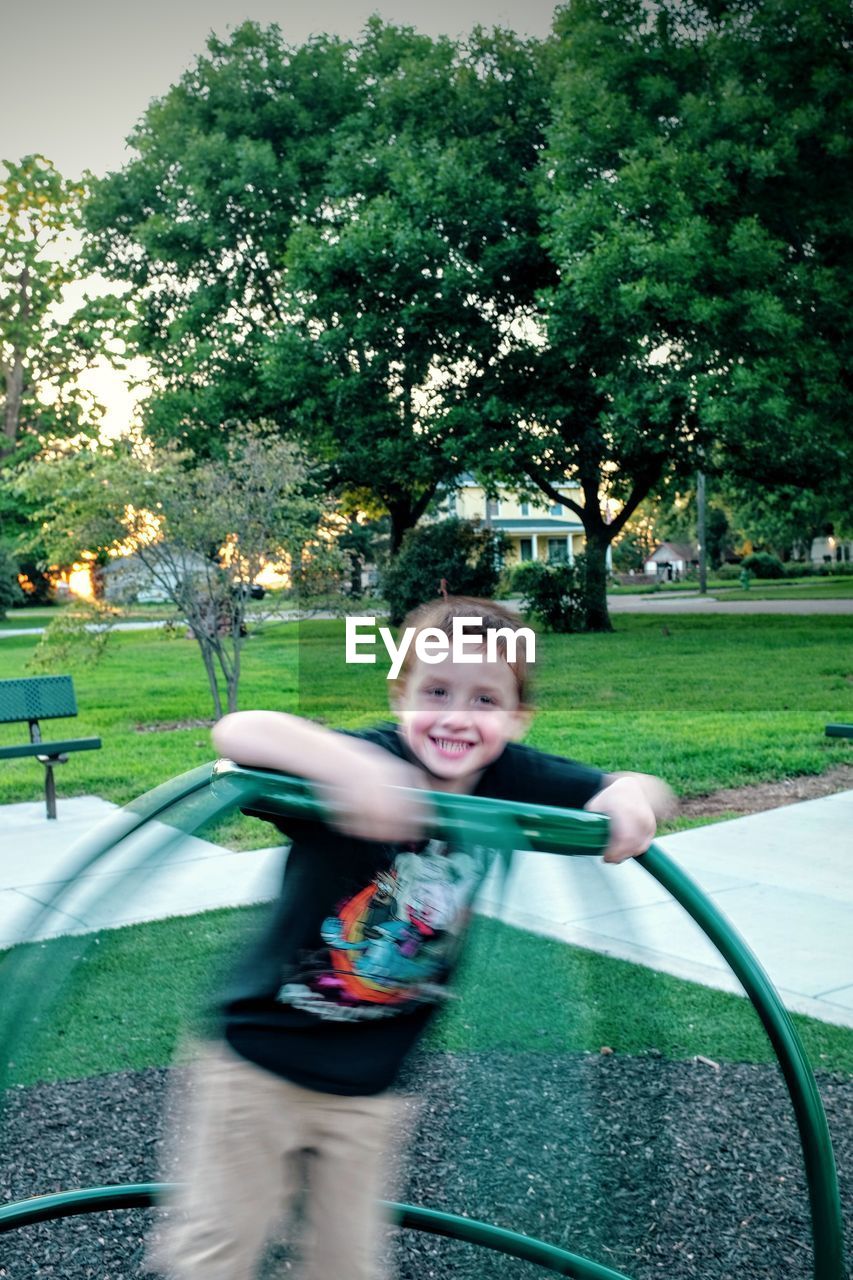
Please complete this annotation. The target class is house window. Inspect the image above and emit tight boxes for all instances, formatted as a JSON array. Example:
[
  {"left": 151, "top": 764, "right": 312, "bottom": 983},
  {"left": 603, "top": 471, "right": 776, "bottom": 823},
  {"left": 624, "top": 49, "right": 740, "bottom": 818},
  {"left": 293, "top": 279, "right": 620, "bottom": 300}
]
[
  {"left": 547, "top": 539, "right": 568, "bottom": 563},
  {"left": 486, "top": 498, "right": 500, "bottom": 519},
  {"left": 550, "top": 502, "right": 562, "bottom": 516},
  {"left": 446, "top": 492, "right": 458, "bottom": 515},
  {"left": 520, "top": 501, "right": 530, "bottom": 517},
  {"left": 519, "top": 538, "right": 533, "bottom": 562}
]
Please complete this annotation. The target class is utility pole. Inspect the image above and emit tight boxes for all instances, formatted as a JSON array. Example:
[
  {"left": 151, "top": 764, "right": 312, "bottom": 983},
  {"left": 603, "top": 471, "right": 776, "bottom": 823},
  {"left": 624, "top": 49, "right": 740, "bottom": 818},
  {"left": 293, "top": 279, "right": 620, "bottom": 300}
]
[{"left": 697, "top": 470, "right": 707, "bottom": 594}]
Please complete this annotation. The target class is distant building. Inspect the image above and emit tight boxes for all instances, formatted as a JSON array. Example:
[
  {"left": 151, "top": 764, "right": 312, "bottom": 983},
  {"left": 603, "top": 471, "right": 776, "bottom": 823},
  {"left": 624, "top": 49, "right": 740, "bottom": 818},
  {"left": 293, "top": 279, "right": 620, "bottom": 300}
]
[
  {"left": 809, "top": 535, "right": 852, "bottom": 566},
  {"left": 437, "top": 475, "right": 598, "bottom": 566},
  {"left": 643, "top": 542, "right": 699, "bottom": 581},
  {"left": 102, "top": 549, "right": 212, "bottom": 603}
]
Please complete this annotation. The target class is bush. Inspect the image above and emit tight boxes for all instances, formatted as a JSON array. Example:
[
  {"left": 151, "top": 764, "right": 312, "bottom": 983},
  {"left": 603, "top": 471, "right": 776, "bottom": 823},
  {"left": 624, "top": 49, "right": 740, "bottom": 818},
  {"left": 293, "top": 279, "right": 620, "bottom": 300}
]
[
  {"left": 381, "top": 518, "right": 507, "bottom": 625},
  {"left": 0, "top": 544, "right": 23, "bottom": 617},
  {"left": 714, "top": 563, "right": 742, "bottom": 580},
  {"left": 741, "top": 552, "right": 785, "bottom": 579},
  {"left": 514, "top": 558, "right": 593, "bottom": 632},
  {"left": 783, "top": 561, "right": 817, "bottom": 578}
]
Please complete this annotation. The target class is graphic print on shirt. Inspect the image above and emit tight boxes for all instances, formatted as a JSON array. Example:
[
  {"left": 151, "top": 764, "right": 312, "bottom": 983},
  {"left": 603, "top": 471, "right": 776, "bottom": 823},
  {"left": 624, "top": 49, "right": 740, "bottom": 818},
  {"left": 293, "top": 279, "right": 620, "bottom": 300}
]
[{"left": 276, "top": 841, "right": 492, "bottom": 1021}]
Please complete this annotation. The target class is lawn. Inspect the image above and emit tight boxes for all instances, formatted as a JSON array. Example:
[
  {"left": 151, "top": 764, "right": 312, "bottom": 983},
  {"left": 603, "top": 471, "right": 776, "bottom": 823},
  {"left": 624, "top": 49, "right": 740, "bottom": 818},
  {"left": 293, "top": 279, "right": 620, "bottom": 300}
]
[
  {"left": 5, "top": 908, "right": 853, "bottom": 1088},
  {"left": 1, "top": 613, "right": 851, "bottom": 1085},
  {"left": 0, "top": 614, "right": 850, "bottom": 811}
]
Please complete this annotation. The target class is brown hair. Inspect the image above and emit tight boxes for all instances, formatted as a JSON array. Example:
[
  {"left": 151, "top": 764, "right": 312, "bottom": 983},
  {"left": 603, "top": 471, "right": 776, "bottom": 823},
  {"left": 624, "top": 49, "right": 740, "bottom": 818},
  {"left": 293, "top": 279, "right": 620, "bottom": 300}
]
[{"left": 397, "top": 596, "right": 534, "bottom": 704}]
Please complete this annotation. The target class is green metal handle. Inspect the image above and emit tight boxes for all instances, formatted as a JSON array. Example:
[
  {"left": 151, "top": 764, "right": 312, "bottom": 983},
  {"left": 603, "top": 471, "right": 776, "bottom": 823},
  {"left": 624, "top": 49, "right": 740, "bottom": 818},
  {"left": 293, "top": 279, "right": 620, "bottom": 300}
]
[{"left": 0, "top": 1184, "right": 633, "bottom": 1279}]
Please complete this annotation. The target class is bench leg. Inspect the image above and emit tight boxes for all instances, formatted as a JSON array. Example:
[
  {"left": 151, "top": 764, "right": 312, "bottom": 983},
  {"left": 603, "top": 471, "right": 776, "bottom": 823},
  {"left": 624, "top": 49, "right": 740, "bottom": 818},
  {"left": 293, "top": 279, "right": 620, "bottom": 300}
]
[{"left": 44, "top": 765, "right": 57, "bottom": 820}]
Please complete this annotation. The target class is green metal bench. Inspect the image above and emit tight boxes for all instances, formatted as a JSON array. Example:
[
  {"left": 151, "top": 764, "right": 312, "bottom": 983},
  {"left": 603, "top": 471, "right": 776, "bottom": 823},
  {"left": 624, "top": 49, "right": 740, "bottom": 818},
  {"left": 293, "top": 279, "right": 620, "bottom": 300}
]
[{"left": 0, "top": 675, "right": 101, "bottom": 819}]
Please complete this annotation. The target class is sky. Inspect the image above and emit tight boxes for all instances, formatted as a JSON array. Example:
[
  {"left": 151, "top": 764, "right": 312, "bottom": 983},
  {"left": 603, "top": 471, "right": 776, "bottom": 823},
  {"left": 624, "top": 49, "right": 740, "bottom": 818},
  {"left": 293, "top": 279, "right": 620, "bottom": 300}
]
[{"left": 2, "top": 0, "right": 560, "bottom": 180}]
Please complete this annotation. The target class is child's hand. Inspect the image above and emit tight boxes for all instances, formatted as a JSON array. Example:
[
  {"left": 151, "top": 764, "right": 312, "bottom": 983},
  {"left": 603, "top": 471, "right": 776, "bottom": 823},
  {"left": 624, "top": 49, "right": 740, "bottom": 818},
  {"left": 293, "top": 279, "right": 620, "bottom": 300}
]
[
  {"left": 585, "top": 773, "right": 675, "bottom": 864},
  {"left": 319, "top": 746, "right": 432, "bottom": 843}
]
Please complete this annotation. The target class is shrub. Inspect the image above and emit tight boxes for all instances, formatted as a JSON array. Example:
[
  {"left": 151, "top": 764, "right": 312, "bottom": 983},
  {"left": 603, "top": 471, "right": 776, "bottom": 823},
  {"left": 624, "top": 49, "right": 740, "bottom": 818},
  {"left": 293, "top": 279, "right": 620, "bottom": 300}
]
[
  {"left": 0, "top": 544, "right": 23, "bottom": 617},
  {"left": 741, "top": 552, "right": 785, "bottom": 579},
  {"left": 783, "top": 561, "right": 817, "bottom": 578},
  {"left": 381, "top": 518, "right": 507, "bottom": 625},
  {"left": 514, "top": 558, "right": 593, "bottom": 632}
]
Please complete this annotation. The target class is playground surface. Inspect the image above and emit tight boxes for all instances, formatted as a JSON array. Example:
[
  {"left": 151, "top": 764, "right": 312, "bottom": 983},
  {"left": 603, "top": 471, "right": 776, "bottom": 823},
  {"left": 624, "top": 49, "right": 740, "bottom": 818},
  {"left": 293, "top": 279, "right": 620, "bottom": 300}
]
[{"left": 2, "top": 784, "right": 852, "bottom": 1029}]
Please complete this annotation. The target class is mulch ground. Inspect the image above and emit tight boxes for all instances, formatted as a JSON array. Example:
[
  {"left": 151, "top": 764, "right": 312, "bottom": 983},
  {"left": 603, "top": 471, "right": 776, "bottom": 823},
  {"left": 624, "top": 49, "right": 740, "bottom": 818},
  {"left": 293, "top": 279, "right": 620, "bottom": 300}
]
[
  {"left": 678, "top": 764, "right": 853, "bottom": 820},
  {"left": 2, "top": 1051, "right": 851, "bottom": 1279}
]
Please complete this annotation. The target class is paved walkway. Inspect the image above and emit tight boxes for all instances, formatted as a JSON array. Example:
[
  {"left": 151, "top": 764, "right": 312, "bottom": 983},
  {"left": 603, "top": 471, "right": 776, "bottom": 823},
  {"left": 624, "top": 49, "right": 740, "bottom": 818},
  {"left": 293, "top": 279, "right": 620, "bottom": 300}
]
[{"left": 2, "top": 787, "right": 852, "bottom": 1029}]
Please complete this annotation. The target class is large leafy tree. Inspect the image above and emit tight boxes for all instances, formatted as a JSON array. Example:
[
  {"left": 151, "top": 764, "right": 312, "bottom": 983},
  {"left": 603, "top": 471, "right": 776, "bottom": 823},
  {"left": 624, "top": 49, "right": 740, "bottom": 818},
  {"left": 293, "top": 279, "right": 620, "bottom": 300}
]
[
  {"left": 82, "top": 20, "right": 552, "bottom": 549},
  {"left": 262, "top": 21, "right": 553, "bottom": 549},
  {"left": 83, "top": 24, "right": 363, "bottom": 457},
  {"left": 481, "top": 0, "right": 851, "bottom": 627}
]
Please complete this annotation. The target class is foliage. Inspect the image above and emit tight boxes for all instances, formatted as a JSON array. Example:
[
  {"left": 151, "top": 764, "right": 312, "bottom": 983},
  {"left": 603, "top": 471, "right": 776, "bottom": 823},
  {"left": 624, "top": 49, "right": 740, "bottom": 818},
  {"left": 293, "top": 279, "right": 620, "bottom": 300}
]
[
  {"left": 514, "top": 559, "right": 596, "bottom": 633},
  {"left": 0, "top": 155, "right": 125, "bottom": 458},
  {"left": 78, "top": 7, "right": 851, "bottom": 625},
  {"left": 25, "top": 600, "right": 118, "bottom": 672},
  {"left": 480, "top": 0, "right": 851, "bottom": 629},
  {"left": 18, "top": 426, "right": 338, "bottom": 716},
  {"left": 740, "top": 552, "right": 785, "bottom": 580},
  {"left": 81, "top": 21, "right": 553, "bottom": 551},
  {"left": 0, "top": 542, "right": 22, "bottom": 616},
  {"left": 381, "top": 518, "right": 507, "bottom": 626}
]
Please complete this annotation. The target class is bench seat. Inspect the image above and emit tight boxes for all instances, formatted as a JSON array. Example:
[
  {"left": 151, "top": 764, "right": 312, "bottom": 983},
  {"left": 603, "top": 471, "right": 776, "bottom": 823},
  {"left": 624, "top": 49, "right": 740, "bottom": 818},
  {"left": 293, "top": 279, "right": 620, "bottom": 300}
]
[{"left": 0, "top": 738, "right": 102, "bottom": 761}]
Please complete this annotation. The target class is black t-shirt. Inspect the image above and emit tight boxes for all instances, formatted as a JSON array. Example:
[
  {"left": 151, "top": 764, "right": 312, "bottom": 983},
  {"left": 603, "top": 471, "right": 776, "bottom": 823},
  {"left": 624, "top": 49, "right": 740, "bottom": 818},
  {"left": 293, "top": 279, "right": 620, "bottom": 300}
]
[{"left": 222, "top": 723, "right": 604, "bottom": 1095}]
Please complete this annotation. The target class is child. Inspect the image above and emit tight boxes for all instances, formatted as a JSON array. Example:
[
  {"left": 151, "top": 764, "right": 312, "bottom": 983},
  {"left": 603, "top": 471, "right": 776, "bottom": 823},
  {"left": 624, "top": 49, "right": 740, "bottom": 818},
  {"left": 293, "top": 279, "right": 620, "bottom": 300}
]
[{"left": 154, "top": 597, "right": 672, "bottom": 1280}]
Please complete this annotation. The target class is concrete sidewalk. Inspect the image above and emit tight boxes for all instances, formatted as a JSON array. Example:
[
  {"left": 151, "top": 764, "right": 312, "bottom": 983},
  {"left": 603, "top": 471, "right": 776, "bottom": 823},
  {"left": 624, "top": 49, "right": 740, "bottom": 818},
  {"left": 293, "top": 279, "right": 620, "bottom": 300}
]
[{"left": 2, "top": 788, "right": 852, "bottom": 1028}]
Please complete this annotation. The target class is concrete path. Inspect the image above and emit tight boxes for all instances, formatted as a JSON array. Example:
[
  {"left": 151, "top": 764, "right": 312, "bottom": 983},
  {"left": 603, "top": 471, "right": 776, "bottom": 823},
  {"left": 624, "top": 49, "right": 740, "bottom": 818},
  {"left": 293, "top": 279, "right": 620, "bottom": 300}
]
[
  {"left": 2, "top": 786, "right": 852, "bottom": 1029},
  {"left": 606, "top": 593, "right": 853, "bottom": 614}
]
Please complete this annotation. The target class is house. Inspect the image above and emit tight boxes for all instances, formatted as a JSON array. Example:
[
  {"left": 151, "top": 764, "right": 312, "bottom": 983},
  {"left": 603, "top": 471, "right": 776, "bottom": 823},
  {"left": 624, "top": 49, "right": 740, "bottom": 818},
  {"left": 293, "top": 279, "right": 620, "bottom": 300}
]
[
  {"left": 102, "top": 548, "right": 213, "bottom": 603},
  {"left": 439, "top": 476, "right": 596, "bottom": 566},
  {"left": 809, "top": 535, "right": 853, "bottom": 566},
  {"left": 643, "top": 542, "right": 699, "bottom": 581}
]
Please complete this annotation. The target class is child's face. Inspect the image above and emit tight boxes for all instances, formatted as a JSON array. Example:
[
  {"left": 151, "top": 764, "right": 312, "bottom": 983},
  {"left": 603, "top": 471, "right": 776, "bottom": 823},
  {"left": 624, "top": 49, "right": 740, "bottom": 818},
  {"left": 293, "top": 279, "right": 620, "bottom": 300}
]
[{"left": 393, "top": 648, "right": 528, "bottom": 792}]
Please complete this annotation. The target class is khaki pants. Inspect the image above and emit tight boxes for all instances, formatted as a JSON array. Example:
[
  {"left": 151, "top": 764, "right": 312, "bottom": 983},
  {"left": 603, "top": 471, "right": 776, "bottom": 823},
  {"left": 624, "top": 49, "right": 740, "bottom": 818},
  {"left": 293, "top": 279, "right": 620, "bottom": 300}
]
[{"left": 149, "top": 1040, "right": 400, "bottom": 1280}]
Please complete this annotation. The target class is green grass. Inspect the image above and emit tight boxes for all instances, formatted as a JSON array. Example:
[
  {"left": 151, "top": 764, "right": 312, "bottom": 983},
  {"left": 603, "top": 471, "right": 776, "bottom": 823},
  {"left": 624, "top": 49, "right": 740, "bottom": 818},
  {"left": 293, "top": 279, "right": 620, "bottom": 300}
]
[
  {"left": 4, "top": 910, "right": 851, "bottom": 1087},
  {"left": 0, "top": 615, "right": 851, "bottom": 811}
]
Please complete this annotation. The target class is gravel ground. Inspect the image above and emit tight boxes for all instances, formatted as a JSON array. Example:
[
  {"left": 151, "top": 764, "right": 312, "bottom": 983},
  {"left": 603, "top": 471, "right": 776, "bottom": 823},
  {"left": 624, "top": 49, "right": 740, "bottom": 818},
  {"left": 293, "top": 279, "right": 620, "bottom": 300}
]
[{"left": 2, "top": 1052, "right": 851, "bottom": 1279}]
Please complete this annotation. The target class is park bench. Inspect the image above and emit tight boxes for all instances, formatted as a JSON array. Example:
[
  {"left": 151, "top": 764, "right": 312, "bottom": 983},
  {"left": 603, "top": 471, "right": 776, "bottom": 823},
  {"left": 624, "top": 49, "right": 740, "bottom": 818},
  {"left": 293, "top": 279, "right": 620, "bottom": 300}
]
[{"left": 0, "top": 676, "right": 101, "bottom": 819}]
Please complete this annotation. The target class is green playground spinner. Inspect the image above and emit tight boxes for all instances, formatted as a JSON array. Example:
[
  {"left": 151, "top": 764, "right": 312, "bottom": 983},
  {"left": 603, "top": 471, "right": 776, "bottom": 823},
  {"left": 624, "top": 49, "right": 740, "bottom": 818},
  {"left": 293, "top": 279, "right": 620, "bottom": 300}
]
[{"left": 0, "top": 760, "right": 844, "bottom": 1278}]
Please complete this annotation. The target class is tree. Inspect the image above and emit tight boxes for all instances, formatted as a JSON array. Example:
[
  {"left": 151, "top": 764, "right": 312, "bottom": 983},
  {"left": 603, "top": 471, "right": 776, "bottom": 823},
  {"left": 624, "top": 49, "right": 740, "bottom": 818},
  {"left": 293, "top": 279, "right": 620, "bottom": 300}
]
[
  {"left": 82, "top": 21, "right": 553, "bottom": 550},
  {"left": 262, "top": 22, "right": 554, "bottom": 550},
  {"left": 1, "top": 155, "right": 122, "bottom": 458},
  {"left": 20, "top": 426, "right": 339, "bottom": 716},
  {"left": 481, "top": 0, "right": 851, "bottom": 628}
]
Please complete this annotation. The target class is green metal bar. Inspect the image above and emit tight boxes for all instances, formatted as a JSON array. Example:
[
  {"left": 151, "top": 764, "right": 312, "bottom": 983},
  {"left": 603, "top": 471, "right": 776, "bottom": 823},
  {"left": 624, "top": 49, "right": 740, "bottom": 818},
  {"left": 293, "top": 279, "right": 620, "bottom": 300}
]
[
  {"left": 825, "top": 723, "right": 853, "bottom": 739},
  {"left": 0, "top": 1184, "right": 633, "bottom": 1279},
  {"left": 639, "top": 846, "right": 844, "bottom": 1280}
]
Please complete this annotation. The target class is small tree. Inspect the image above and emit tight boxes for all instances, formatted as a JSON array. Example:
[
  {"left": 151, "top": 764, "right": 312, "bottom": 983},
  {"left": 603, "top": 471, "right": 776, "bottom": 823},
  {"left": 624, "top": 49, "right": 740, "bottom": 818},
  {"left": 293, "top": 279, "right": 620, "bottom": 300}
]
[
  {"left": 382, "top": 518, "right": 507, "bottom": 626},
  {"left": 20, "top": 426, "right": 339, "bottom": 716}
]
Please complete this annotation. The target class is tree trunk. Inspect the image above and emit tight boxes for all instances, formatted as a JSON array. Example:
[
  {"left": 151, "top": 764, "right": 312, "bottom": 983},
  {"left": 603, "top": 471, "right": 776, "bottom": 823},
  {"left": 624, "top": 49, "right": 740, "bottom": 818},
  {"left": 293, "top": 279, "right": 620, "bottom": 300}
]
[
  {"left": 194, "top": 635, "right": 224, "bottom": 719},
  {"left": 582, "top": 532, "right": 613, "bottom": 632}
]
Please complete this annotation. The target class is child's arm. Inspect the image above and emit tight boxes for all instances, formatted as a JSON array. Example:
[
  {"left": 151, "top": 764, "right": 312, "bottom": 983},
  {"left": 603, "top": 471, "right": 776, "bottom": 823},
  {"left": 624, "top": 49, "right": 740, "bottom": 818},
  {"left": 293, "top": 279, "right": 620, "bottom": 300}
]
[
  {"left": 212, "top": 711, "right": 430, "bottom": 842},
  {"left": 584, "top": 772, "right": 676, "bottom": 864}
]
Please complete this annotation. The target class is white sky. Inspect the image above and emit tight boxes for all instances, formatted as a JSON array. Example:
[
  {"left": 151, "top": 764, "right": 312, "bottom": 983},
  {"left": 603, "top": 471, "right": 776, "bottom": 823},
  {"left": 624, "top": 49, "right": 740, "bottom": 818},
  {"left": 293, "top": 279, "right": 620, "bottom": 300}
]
[
  {"left": 2, "top": 1, "right": 560, "bottom": 179},
  {"left": 2, "top": 1, "right": 560, "bottom": 435}
]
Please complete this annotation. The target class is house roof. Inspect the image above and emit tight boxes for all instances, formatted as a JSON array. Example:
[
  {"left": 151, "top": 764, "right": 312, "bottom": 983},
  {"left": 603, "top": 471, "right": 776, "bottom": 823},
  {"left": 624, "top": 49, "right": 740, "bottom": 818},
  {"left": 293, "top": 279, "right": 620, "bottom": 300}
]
[{"left": 648, "top": 542, "right": 699, "bottom": 562}]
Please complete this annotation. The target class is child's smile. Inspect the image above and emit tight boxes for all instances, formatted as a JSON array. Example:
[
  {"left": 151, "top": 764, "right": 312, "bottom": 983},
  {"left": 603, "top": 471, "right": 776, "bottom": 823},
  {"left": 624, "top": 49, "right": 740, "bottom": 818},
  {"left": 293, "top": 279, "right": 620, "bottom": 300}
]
[{"left": 394, "top": 651, "right": 527, "bottom": 792}]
